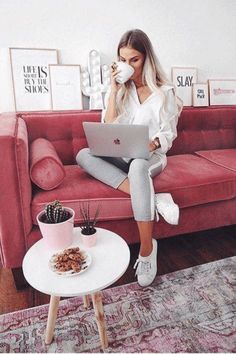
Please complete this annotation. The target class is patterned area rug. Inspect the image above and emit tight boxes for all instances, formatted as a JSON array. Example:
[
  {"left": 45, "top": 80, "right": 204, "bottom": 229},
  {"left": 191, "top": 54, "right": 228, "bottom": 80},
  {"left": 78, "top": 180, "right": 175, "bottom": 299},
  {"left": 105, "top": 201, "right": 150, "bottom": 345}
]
[{"left": 0, "top": 256, "right": 235, "bottom": 353}]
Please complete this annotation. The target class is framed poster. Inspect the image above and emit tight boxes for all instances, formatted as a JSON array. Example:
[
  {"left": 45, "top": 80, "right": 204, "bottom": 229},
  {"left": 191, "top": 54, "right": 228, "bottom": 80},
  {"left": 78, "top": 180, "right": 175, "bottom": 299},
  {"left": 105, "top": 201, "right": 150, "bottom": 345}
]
[
  {"left": 49, "top": 64, "right": 83, "bottom": 110},
  {"left": 192, "top": 83, "right": 209, "bottom": 107},
  {"left": 9, "top": 47, "right": 58, "bottom": 111},
  {"left": 172, "top": 67, "right": 197, "bottom": 106},
  {"left": 208, "top": 80, "right": 236, "bottom": 105}
]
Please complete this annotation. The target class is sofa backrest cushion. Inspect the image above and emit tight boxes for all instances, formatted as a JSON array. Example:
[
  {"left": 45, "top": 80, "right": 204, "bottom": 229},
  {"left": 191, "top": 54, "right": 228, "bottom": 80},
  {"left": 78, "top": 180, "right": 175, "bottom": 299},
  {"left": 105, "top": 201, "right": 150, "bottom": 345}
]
[
  {"left": 30, "top": 138, "right": 66, "bottom": 190},
  {"left": 168, "top": 106, "right": 236, "bottom": 156},
  {"left": 20, "top": 111, "right": 101, "bottom": 164},
  {"left": 19, "top": 106, "right": 236, "bottom": 162}
]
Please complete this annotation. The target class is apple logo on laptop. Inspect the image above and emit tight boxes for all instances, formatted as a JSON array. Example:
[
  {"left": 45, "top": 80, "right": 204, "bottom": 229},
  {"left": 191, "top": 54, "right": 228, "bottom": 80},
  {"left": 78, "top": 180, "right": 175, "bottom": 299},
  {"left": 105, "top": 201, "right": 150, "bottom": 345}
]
[{"left": 114, "top": 138, "right": 120, "bottom": 145}]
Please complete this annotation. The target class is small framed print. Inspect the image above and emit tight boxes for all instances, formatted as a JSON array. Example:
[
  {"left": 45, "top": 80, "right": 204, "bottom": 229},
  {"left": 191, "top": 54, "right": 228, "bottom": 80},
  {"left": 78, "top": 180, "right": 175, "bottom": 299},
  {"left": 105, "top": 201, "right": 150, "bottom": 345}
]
[
  {"left": 192, "top": 83, "right": 209, "bottom": 107},
  {"left": 49, "top": 64, "right": 83, "bottom": 110},
  {"left": 208, "top": 79, "right": 236, "bottom": 105},
  {"left": 9, "top": 47, "right": 58, "bottom": 111},
  {"left": 172, "top": 67, "right": 197, "bottom": 106}
]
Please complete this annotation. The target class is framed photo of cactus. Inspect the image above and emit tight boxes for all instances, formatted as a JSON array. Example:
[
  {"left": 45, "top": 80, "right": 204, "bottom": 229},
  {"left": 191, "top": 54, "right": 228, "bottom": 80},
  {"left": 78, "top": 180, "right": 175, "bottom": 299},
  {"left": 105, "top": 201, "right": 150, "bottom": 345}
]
[
  {"left": 9, "top": 47, "right": 58, "bottom": 111},
  {"left": 49, "top": 64, "right": 83, "bottom": 110}
]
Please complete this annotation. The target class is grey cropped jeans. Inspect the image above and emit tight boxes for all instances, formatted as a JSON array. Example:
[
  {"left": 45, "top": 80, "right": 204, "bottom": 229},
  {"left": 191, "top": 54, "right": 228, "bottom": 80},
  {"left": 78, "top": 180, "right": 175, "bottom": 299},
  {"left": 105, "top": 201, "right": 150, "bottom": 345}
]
[{"left": 76, "top": 148, "right": 163, "bottom": 221}]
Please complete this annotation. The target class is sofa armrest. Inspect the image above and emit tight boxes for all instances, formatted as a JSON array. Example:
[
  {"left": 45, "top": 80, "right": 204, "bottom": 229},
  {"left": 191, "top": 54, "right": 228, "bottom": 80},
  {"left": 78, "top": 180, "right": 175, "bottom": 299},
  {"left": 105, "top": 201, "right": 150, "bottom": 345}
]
[{"left": 0, "top": 113, "right": 32, "bottom": 268}]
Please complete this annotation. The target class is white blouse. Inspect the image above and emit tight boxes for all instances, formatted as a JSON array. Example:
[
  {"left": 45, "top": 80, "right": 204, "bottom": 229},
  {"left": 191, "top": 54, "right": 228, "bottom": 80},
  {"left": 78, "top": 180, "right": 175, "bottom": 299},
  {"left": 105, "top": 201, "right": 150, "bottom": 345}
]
[{"left": 101, "top": 81, "right": 182, "bottom": 169}]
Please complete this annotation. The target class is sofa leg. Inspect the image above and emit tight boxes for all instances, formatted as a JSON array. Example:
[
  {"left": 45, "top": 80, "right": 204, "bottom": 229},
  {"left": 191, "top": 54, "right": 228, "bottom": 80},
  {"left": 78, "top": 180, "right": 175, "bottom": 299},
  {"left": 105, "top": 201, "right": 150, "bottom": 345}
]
[{"left": 11, "top": 267, "right": 29, "bottom": 290}]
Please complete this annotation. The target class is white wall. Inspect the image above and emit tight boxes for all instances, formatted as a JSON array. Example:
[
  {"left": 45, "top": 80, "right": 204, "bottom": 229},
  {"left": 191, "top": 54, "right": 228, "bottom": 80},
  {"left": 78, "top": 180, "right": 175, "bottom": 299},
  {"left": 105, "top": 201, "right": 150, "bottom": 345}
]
[{"left": 0, "top": 0, "right": 236, "bottom": 112}]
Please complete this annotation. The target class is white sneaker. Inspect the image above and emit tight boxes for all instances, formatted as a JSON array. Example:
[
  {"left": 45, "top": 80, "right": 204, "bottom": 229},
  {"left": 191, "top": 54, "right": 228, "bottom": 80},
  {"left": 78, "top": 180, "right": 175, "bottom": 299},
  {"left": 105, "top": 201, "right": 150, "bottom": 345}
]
[
  {"left": 155, "top": 193, "right": 179, "bottom": 225},
  {"left": 134, "top": 239, "right": 158, "bottom": 287}
]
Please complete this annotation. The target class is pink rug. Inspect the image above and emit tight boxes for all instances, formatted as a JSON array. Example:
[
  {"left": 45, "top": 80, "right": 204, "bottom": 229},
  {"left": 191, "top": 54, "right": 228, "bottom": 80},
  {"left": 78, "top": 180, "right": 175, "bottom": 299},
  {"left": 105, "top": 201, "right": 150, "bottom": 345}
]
[{"left": 0, "top": 256, "right": 235, "bottom": 353}]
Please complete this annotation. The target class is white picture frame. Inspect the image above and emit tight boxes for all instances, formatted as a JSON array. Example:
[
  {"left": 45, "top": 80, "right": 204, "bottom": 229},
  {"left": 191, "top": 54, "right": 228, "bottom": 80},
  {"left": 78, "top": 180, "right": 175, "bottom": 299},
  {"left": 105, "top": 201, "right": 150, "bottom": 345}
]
[
  {"left": 208, "top": 79, "right": 236, "bottom": 105},
  {"left": 49, "top": 64, "right": 83, "bottom": 110},
  {"left": 9, "top": 47, "right": 58, "bottom": 111},
  {"left": 192, "top": 83, "right": 209, "bottom": 107},
  {"left": 172, "top": 67, "right": 198, "bottom": 106}
]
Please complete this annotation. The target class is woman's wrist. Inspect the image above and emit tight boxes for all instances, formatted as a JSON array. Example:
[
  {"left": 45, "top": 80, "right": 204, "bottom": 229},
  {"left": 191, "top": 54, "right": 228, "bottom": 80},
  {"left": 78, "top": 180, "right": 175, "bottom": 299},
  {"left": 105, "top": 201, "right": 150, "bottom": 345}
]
[
  {"left": 152, "top": 137, "right": 161, "bottom": 149},
  {"left": 150, "top": 140, "right": 159, "bottom": 152},
  {"left": 110, "top": 90, "right": 118, "bottom": 97}
]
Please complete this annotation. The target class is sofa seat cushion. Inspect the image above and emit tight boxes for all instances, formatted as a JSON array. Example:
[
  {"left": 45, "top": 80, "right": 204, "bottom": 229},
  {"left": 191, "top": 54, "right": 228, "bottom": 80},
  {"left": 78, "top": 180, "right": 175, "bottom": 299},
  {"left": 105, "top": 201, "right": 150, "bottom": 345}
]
[
  {"left": 153, "top": 154, "right": 236, "bottom": 208},
  {"left": 30, "top": 138, "right": 66, "bottom": 190},
  {"left": 31, "top": 165, "right": 132, "bottom": 225},
  {"left": 195, "top": 149, "right": 236, "bottom": 172},
  {"left": 31, "top": 154, "right": 236, "bottom": 225}
]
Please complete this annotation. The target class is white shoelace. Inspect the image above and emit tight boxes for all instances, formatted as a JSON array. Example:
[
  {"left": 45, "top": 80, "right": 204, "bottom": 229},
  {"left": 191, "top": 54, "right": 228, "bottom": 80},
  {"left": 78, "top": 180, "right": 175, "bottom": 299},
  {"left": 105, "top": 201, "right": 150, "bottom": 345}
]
[{"left": 133, "top": 259, "right": 151, "bottom": 276}]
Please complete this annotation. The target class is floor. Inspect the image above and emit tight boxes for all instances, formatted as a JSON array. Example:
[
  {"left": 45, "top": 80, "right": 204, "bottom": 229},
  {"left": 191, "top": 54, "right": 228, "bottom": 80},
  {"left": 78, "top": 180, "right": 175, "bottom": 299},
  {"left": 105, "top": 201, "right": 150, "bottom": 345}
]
[{"left": 0, "top": 225, "right": 235, "bottom": 315}]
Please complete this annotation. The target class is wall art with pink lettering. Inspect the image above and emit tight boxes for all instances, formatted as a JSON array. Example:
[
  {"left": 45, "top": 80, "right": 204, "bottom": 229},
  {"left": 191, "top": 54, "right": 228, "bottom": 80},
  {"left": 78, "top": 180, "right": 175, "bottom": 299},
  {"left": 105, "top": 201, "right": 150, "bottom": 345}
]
[
  {"left": 49, "top": 64, "right": 83, "bottom": 110},
  {"left": 208, "top": 80, "right": 236, "bottom": 105}
]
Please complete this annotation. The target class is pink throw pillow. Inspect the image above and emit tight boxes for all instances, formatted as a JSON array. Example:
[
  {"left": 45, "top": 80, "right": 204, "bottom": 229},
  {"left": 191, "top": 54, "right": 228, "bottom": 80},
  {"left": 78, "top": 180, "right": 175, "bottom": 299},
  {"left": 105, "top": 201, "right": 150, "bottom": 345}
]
[{"left": 30, "top": 138, "right": 65, "bottom": 190}]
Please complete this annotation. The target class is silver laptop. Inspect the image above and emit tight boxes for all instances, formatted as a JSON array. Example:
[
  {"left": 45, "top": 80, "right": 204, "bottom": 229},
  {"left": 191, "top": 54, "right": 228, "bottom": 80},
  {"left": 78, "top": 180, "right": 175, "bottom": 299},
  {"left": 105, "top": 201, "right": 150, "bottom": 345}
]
[{"left": 83, "top": 122, "right": 150, "bottom": 159}]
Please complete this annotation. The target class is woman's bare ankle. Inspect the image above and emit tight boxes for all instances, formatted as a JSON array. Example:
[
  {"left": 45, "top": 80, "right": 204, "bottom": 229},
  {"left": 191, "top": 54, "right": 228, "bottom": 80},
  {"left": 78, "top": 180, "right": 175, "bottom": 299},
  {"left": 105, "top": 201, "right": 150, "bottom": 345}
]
[{"left": 139, "top": 244, "right": 153, "bottom": 257}]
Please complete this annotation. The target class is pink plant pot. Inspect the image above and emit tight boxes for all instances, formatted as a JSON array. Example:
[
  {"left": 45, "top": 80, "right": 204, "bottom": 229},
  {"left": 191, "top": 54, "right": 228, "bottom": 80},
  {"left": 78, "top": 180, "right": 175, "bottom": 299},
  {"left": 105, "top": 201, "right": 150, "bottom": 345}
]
[
  {"left": 81, "top": 231, "right": 97, "bottom": 247},
  {"left": 37, "top": 207, "right": 75, "bottom": 250}
]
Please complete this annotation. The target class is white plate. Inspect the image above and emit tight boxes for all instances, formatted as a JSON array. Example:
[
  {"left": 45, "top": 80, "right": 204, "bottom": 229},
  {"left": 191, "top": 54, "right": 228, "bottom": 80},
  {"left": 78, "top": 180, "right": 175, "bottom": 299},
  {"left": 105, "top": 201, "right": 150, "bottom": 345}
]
[{"left": 49, "top": 247, "right": 92, "bottom": 277}]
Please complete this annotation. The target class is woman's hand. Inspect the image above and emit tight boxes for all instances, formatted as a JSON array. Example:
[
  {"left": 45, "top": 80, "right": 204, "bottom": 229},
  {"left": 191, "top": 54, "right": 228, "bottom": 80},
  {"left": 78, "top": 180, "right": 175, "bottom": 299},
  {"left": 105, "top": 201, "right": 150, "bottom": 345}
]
[
  {"left": 149, "top": 138, "right": 161, "bottom": 152},
  {"left": 149, "top": 141, "right": 157, "bottom": 152},
  {"left": 110, "top": 62, "right": 122, "bottom": 94}
]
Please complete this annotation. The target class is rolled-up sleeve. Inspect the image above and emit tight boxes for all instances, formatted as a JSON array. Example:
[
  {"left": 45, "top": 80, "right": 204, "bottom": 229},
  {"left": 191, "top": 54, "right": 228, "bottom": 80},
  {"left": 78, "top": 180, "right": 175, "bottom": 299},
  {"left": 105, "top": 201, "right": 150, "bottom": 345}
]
[{"left": 152, "top": 88, "right": 182, "bottom": 154}]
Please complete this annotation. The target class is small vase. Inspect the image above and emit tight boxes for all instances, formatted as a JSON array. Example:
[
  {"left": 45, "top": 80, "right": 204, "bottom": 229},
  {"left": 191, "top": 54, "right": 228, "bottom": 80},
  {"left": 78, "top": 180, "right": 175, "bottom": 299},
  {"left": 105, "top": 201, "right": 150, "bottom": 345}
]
[
  {"left": 37, "top": 207, "right": 75, "bottom": 250},
  {"left": 81, "top": 229, "right": 97, "bottom": 247}
]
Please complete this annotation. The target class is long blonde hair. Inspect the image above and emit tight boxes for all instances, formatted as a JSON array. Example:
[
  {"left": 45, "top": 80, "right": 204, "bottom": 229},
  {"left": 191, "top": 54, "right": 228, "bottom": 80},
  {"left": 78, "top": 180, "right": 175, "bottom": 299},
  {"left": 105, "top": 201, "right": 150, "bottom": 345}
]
[{"left": 116, "top": 29, "right": 182, "bottom": 116}]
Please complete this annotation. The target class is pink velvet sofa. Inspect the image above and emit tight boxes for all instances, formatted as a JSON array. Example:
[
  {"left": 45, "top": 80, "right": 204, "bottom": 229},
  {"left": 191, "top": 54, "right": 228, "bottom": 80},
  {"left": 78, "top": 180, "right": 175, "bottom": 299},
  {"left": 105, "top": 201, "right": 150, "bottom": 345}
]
[{"left": 0, "top": 106, "right": 236, "bottom": 279}]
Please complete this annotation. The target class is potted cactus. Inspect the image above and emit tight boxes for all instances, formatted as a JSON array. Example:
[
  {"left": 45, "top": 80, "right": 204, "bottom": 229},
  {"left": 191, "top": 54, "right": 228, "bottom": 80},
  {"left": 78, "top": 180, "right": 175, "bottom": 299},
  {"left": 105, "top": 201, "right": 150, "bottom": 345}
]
[
  {"left": 37, "top": 200, "right": 75, "bottom": 250},
  {"left": 79, "top": 202, "right": 100, "bottom": 247}
]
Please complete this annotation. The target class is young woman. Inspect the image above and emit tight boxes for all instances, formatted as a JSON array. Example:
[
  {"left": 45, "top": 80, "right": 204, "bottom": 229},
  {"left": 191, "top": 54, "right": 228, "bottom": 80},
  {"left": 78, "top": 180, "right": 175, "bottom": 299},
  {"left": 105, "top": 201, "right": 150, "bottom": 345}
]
[{"left": 77, "top": 29, "right": 182, "bottom": 287}]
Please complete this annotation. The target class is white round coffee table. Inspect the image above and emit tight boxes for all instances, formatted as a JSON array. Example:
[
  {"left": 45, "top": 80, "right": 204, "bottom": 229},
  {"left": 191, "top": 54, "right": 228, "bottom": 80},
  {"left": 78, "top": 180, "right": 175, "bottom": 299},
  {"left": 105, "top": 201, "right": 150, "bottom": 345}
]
[{"left": 22, "top": 227, "right": 130, "bottom": 349}]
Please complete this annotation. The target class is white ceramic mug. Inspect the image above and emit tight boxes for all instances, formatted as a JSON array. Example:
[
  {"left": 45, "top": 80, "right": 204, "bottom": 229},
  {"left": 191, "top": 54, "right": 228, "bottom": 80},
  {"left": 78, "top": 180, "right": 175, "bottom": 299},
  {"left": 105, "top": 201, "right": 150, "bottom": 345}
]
[{"left": 112, "top": 61, "right": 134, "bottom": 84}]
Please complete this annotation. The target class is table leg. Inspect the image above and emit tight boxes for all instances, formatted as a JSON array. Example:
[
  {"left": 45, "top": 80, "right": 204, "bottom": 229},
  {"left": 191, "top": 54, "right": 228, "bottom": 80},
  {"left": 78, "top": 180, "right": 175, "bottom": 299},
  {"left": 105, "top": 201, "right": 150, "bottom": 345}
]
[
  {"left": 91, "top": 292, "right": 108, "bottom": 349},
  {"left": 45, "top": 295, "right": 60, "bottom": 344},
  {"left": 83, "top": 294, "right": 91, "bottom": 308}
]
